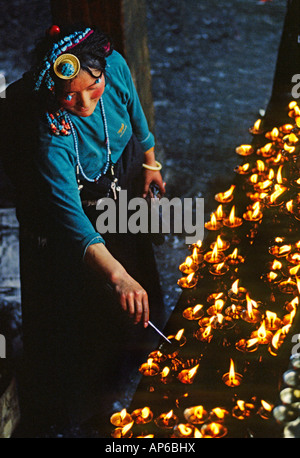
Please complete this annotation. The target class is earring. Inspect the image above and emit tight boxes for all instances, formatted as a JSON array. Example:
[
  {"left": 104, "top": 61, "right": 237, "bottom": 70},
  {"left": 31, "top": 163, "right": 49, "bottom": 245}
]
[
  {"left": 95, "top": 77, "right": 101, "bottom": 84},
  {"left": 65, "top": 94, "right": 73, "bottom": 101}
]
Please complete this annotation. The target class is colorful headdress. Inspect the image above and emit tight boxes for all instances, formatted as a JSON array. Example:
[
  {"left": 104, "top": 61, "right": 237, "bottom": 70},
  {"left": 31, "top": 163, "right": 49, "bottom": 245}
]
[
  {"left": 34, "top": 26, "right": 94, "bottom": 135},
  {"left": 35, "top": 27, "right": 94, "bottom": 92}
]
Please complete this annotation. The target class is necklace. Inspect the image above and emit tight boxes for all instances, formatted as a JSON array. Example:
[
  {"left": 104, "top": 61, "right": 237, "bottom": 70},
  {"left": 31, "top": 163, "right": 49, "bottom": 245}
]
[{"left": 66, "top": 97, "right": 111, "bottom": 182}]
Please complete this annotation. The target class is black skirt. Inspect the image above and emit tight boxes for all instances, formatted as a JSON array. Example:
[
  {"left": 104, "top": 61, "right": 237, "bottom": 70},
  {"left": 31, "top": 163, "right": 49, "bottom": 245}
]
[{"left": 18, "top": 135, "right": 165, "bottom": 433}]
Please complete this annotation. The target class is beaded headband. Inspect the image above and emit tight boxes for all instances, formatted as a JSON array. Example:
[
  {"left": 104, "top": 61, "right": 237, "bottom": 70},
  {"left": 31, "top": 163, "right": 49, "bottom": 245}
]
[{"left": 34, "top": 27, "right": 94, "bottom": 92}]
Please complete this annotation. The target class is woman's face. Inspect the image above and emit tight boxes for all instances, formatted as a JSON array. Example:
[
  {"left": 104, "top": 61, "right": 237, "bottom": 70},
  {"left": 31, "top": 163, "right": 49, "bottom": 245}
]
[{"left": 59, "top": 69, "right": 105, "bottom": 117}]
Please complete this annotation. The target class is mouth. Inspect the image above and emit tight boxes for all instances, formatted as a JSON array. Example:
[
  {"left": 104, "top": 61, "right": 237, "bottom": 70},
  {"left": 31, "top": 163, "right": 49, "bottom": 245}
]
[{"left": 78, "top": 107, "right": 90, "bottom": 113}]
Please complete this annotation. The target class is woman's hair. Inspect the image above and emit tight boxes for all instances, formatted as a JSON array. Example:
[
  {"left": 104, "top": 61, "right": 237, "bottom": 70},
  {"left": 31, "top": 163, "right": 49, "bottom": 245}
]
[{"left": 32, "top": 24, "right": 113, "bottom": 112}]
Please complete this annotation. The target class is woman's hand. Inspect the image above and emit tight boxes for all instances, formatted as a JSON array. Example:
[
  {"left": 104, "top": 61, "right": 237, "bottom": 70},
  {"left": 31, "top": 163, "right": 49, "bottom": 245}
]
[
  {"left": 84, "top": 243, "right": 149, "bottom": 327},
  {"left": 113, "top": 271, "right": 149, "bottom": 326},
  {"left": 142, "top": 147, "right": 166, "bottom": 198},
  {"left": 143, "top": 169, "right": 165, "bottom": 198}
]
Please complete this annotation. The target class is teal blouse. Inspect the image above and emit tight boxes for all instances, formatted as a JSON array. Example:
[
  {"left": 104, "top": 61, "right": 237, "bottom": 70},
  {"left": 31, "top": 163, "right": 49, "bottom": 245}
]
[{"left": 36, "top": 50, "right": 155, "bottom": 259}]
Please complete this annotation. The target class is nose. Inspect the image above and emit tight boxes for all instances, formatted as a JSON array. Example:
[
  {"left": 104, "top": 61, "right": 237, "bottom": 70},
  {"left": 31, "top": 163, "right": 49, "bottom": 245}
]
[{"left": 77, "top": 91, "right": 90, "bottom": 108}]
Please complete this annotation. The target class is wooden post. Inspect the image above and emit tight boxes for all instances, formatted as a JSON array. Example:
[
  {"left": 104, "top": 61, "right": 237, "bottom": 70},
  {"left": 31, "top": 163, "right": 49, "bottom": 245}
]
[
  {"left": 50, "top": 0, "right": 155, "bottom": 132},
  {"left": 263, "top": 0, "right": 300, "bottom": 128}
]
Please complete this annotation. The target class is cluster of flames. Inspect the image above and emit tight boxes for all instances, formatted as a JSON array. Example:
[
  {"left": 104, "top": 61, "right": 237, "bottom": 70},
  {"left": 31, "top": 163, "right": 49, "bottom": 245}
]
[{"left": 110, "top": 101, "right": 300, "bottom": 438}]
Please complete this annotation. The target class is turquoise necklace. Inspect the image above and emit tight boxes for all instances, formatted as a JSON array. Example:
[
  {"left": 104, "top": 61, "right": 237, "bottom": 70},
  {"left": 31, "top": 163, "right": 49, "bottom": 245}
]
[{"left": 66, "top": 97, "right": 111, "bottom": 183}]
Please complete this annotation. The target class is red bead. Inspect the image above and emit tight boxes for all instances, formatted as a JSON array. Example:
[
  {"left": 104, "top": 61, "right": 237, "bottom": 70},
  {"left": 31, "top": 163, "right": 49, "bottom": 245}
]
[{"left": 48, "top": 25, "right": 60, "bottom": 37}]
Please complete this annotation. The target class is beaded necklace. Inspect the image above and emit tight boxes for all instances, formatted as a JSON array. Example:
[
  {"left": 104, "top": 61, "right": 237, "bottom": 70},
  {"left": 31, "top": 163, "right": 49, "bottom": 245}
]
[{"left": 66, "top": 97, "right": 111, "bottom": 182}]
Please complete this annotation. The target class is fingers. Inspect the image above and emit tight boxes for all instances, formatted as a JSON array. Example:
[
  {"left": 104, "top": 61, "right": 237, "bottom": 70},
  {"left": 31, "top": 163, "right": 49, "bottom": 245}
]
[{"left": 116, "top": 281, "right": 149, "bottom": 328}]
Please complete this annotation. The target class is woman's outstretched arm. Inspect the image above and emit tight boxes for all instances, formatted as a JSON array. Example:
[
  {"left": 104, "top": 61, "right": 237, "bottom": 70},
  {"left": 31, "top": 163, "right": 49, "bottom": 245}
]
[{"left": 84, "top": 242, "right": 149, "bottom": 328}]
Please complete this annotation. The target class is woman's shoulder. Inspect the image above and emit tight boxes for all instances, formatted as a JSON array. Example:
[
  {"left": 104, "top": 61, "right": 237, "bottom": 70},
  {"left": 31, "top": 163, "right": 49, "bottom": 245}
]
[
  {"left": 106, "top": 50, "right": 131, "bottom": 78},
  {"left": 38, "top": 119, "right": 75, "bottom": 162}
]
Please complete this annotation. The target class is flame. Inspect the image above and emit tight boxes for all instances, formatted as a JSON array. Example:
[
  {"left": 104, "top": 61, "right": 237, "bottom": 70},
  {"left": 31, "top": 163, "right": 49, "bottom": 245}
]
[
  {"left": 257, "top": 320, "right": 267, "bottom": 339},
  {"left": 289, "top": 264, "right": 300, "bottom": 276},
  {"left": 289, "top": 101, "right": 298, "bottom": 110},
  {"left": 237, "top": 400, "right": 246, "bottom": 411},
  {"left": 236, "top": 144, "right": 253, "bottom": 155},
  {"left": 215, "top": 262, "right": 224, "bottom": 272},
  {"left": 290, "top": 253, "right": 300, "bottom": 263},
  {"left": 284, "top": 143, "right": 295, "bottom": 154},
  {"left": 276, "top": 165, "right": 283, "bottom": 184},
  {"left": 175, "top": 329, "right": 184, "bottom": 341},
  {"left": 265, "top": 310, "right": 277, "bottom": 328},
  {"left": 120, "top": 408, "right": 127, "bottom": 421},
  {"left": 186, "top": 273, "right": 195, "bottom": 284},
  {"left": 185, "top": 256, "right": 193, "bottom": 267},
  {"left": 275, "top": 237, "right": 284, "bottom": 243},
  {"left": 216, "top": 205, "right": 224, "bottom": 219},
  {"left": 288, "top": 133, "right": 299, "bottom": 144},
  {"left": 216, "top": 235, "right": 226, "bottom": 249},
  {"left": 246, "top": 293, "right": 256, "bottom": 319},
  {"left": 268, "top": 127, "right": 279, "bottom": 139},
  {"left": 221, "top": 185, "right": 235, "bottom": 200},
  {"left": 286, "top": 200, "right": 293, "bottom": 212},
  {"left": 253, "top": 119, "right": 261, "bottom": 131},
  {"left": 296, "top": 276, "right": 300, "bottom": 294},
  {"left": 209, "top": 212, "right": 218, "bottom": 228},
  {"left": 271, "top": 329, "right": 282, "bottom": 350},
  {"left": 229, "top": 205, "right": 237, "bottom": 224},
  {"left": 261, "top": 400, "right": 273, "bottom": 412},
  {"left": 210, "top": 423, "right": 222, "bottom": 435},
  {"left": 251, "top": 201, "right": 261, "bottom": 218},
  {"left": 256, "top": 160, "right": 265, "bottom": 173},
  {"left": 268, "top": 168, "right": 275, "bottom": 180},
  {"left": 247, "top": 338, "right": 259, "bottom": 349},
  {"left": 161, "top": 367, "right": 170, "bottom": 378},
  {"left": 215, "top": 299, "right": 225, "bottom": 312},
  {"left": 194, "top": 428, "right": 202, "bottom": 438},
  {"left": 165, "top": 410, "right": 174, "bottom": 420},
  {"left": 232, "top": 279, "right": 239, "bottom": 294},
  {"left": 192, "top": 247, "right": 201, "bottom": 263},
  {"left": 141, "top": 407, "right": 151, "bottom": 419},
  {"left": 211, "top": 243, "right": 219, "bottom": 261},
  {"left": 269, "top": 185, "right": 286, "bottom": 204},
  {"left": 278, "top": 244, "right": 292, "bottom": 255},
  {"left": 272, "top": 259, "right": 282, "bottom": 270},
  {"left": 211, "top": 407, "right": 227, "bottom": 420},
  {"left": 281, "top": 123, "right": 294, "bottom": 133},
  {"left": 194, "top": 406, "right": 204, "bottom": 418},
  {"left": 188, "top": 364, "right": 199, "bottom": 379},
  {"left": 240, "top": 163, "right": 250, "bottom": 172},
  {"left": 272, "top": 152, "right": 282, "bottom": 164},
  {"left": 269, "top": 271, "right": 278, "bottom": 281},
  {"left": 229, "top": 359, "right": 236, "bottom": 383},
  {"left": 202, "top": 325, "right": 212, "bottom": 339},
  {"left": 256, "top": 179, "right": 273, "bottom": 190},
  {"left": 193, "top": 304, "right": 203, "bottom": 314},
  {"left": 261, "top": 143, "right": 273, "bottom": 154},
  {"left": 121, "top": 421, "right": 134, "bottom": 436},
  {"left": 250, "top": 173, "right": 258, "bottom": 184},
  {"left": 147, "top": 358, "right": 154, "bottom": 368},
  {"left": 178, "top": 424, "right": 193, "bottom": 436},
  {"left": 288, "top": 297, "right": 299, "bottom": 311}
]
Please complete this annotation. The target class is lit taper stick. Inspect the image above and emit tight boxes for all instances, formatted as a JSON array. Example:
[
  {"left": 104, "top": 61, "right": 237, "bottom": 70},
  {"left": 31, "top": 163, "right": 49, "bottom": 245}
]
[{"left": 148, "top": 321, "right": 172, "bottom": 344}]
